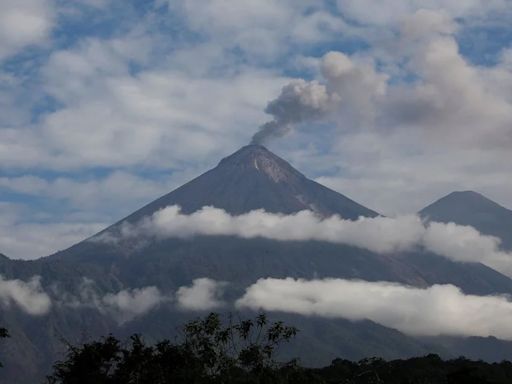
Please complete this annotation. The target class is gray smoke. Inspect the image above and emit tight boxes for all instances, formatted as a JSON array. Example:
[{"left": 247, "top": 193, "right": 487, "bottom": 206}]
[
  {"left": 251, "top": 51, "right": 386, "bottom": 144},
  {"left": 251, "top": 79, "right": 332, "bottom": 144}
]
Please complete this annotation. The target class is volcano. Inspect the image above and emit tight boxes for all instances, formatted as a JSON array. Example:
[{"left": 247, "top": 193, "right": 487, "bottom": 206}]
[
  {"left": 116, "top": 144, "right": 378, "bottom": 225},
  {"left": 2, "top": 146, "right": 512, "bottom": 383}
]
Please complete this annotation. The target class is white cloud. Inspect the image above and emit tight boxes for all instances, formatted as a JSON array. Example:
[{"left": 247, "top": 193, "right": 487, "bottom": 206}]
[
  {"left": 237, "top": 277, "right": 512, "bottom": 339},
  {"left": 260, "top": 26, "right": 512, "bottom": 147},
  {"left": 0, "top": 275, "right": 51, "bottom": 315},
  {"left": 56, "top": 277, "right": 226, "bottom": 322},
  {"left": 0, "top": 29, "right": 288, "bottom": 171},
  {"left": 60, "top": 278, "right": 171, "bottom": 324},
  {"left": 104, "top": 205, "right": 512, "bottom": 277},
  {"left": 0, "top": 0, "right": 55, "bottom": 60},
  {"left": 102, "top": 286, "right": 168, "bottom": 324},
  {"left": 423, "top": 222, "right": 512, "bottom": 276},
  {"left": 176, "top": 278, "right": 226, "bottom": 311},
  {"left": 254, "top": 8, "right": 512, "bottom": 214},
  {"left": 170, "top": 0, "right": 349, "bottom": 61},
  {"left": 116, "top": 206, "right": 423, "bottom": 253},
  {"left": 336, "top": 0, "right": 508, "bottom": 27},
  {"left": 2, "top": 1, "right": 512, "bottom": 261}
]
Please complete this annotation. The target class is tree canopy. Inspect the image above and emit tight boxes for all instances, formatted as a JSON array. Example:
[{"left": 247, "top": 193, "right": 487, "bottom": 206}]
[{"left": 40, "top": 314, "right": 512, "bottom": 384}]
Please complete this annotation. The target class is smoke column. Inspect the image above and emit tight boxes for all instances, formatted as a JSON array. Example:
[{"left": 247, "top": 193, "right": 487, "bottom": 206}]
[{"left": 250, "top": 79, "right": 331, "bottom": 144}]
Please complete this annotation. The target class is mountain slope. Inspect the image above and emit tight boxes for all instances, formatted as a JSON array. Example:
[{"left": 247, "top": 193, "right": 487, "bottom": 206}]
[
  {"left": 420, "top": 191, "right": 512, "bottom": 249},
  {"left": 120, "top": 144, "right": 378, "bottom": 223}
]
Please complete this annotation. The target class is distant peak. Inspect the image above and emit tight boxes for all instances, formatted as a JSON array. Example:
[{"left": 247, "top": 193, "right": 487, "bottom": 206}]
[
  {"left": 420, "top": 190, "right": 508, "bottom": 216},
  {"left": 441, "top": 190, "right": 491, "bottom": 203},
  {"left": 447, "top": 190, "right": 484, "bottom": 198},
  {"left": 218, "top": 145, "right": 304, "bottom": 183}
]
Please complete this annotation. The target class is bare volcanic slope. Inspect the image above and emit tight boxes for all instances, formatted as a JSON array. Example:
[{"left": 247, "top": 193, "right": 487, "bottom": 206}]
[{"left": 121, "top": 144, "right": 379, "bottom": 223}]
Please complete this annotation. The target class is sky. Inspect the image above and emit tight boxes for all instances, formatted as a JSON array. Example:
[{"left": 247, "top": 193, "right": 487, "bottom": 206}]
[{"left": 1, "top": 0, "right": 512, "bottom": 259}]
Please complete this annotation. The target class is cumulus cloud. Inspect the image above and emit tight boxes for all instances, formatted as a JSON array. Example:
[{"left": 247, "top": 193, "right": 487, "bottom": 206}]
[
  {"left": 0, "top": 64, "right": 286, "bottom": 171},
  {"left": 176, "top": 278, "right": 227, "bottom": 311},
  {"left": 0, "top": 275, "right": 51, "bottom": 315},
  {"left": 237, "top": 277, "right": 512, "bottom": 339},
  {"left": 2, "top": 0, "right": 512, "bottom": 266},
  {"left": 0, "top": 0, "right": 55, "bottom": 60},
  {"left": 170, "top": 0, "right": 349, "bottom": 61},
  {"left": 253, "top": 16, "right": 512, "bottom": 148},
  {"left": 246, "top": 7, "right": 512, "bottom": 215},
  {"left": 103, "top": 205, "right": 512, "bottom": 277}
]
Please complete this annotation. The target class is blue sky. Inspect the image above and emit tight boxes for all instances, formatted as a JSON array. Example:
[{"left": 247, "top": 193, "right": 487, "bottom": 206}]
[{"left": 1, "top": 0, "right": 512, "bottom": 259}]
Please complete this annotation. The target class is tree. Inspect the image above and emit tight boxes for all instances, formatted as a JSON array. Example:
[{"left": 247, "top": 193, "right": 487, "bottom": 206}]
[
  {"left": 45, "top": 313, "right": 302, "bottom": 384},
  {"left": 0, "top": 328, "right": 8, "bottom": 368}
]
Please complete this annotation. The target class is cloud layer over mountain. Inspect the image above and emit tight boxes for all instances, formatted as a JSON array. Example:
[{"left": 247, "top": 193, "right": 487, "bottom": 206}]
[
  {"left": 237, "top": 277, "right": 512, "bottom": 339},
  {"left": 9, "top": 271, "right": 512, "bottom": 342},
  {"left": 176, "top": 278, "right": 227, "bottom": 311},
  {"left": 0, "top": 275, "right": 51, "bottom": 315},
  {"left": 52, "top": 277, "right": 227, "bottom": 323},
  {"left": 104, "top": 205, "right": 512, "bottom": 277}
]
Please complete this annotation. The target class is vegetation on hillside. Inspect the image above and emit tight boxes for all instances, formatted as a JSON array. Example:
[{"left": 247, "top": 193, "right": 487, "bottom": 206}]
[{"left": 2, "top": 314, "right": 512, "bottom": 383}]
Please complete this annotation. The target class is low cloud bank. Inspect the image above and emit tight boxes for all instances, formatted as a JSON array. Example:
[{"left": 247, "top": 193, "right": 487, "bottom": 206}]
[
  {"left": 237, "top": 277, "right": 512, "bottom": 340},
  {"left": 176, "top": 278, "right": 227, "bottom": 311},
  {"left": 56, "top": 277, "right": 226, "bottom": 323},
  {"left": 100, "top": 205, "right": 512, "bottom": 277},
  {"left": 59, "top": 278, "right": 171, "bottom": 324},
  {"left": 6, "top": 272, "right": 512, "bottom": 341},
  {"left": 0, "top": 275, "right": 51, "bottom": 315},
  {"left": 102, "top": 287, "right": 167, "bottom": 323}
]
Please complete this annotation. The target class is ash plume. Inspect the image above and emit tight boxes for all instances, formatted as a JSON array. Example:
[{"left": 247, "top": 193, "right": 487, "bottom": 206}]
[
  {"left": 251, "top": 79, "right": 332, "bottom": 144},
  {"left": 251, "top": 51, "right": 387, "bottom": 144}
]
